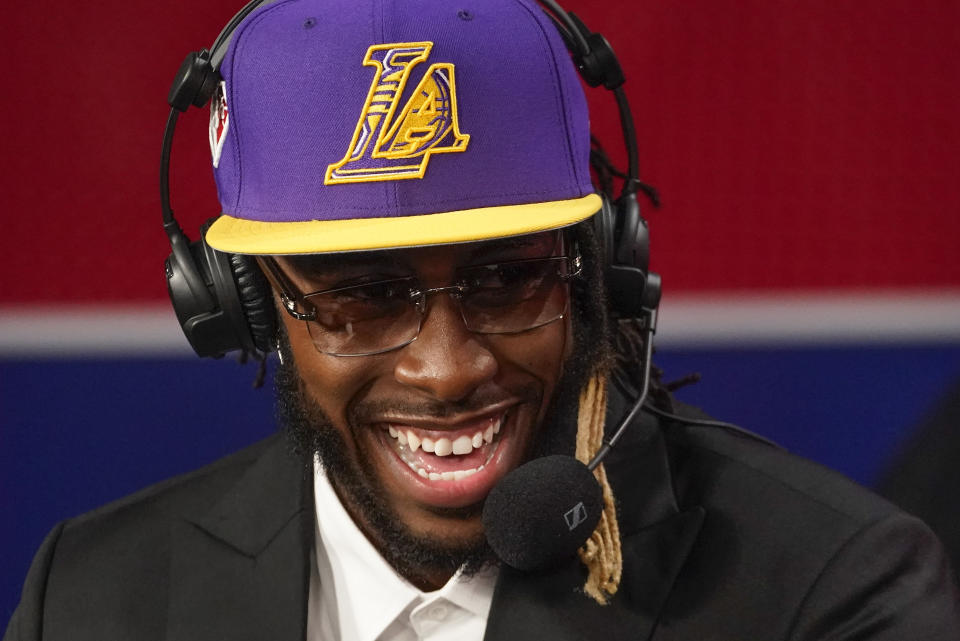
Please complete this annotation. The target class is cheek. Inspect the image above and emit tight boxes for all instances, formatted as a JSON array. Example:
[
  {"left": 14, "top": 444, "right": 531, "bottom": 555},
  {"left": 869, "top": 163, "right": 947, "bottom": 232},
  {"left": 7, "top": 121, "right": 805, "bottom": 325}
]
[
  {"left": 492, "top": 318, "right": 568, "bottom": 395},
  {"left": 281, "top": 315, "right": 381, "bottom": 425}
]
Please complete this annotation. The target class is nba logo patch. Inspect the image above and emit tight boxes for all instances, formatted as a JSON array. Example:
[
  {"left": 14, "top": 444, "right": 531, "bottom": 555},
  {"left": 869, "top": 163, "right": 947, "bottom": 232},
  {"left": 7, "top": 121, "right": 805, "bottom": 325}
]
[{"left": 209, "top": 81, "right": 229, "bottom": 168}]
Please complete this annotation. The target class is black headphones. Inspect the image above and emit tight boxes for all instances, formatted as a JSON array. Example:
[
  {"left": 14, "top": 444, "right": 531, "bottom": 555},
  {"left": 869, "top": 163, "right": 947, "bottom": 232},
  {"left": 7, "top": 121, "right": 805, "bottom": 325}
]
[{"left": 161, "top": 0, "right": 661, "bottom": 362}]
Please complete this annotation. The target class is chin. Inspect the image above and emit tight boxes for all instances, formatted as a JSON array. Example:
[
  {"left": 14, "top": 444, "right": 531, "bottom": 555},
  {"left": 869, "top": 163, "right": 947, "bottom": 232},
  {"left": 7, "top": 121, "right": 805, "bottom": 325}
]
[{"left": 276, "top": 359, "right": 495, "bottom": 579}]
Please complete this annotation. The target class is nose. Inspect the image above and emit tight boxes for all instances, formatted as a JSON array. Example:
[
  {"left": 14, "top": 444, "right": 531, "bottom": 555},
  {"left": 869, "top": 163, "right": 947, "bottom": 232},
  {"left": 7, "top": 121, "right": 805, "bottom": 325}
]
[{"left": 393, "top": 292, "right": 498, "bottom": 402}]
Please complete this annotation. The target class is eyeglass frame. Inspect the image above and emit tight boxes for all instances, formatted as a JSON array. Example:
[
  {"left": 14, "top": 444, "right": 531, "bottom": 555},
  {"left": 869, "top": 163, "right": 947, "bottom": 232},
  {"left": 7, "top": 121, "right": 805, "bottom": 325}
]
[{"left": 257, "top": 241, "right": 583, "bottom": 357}]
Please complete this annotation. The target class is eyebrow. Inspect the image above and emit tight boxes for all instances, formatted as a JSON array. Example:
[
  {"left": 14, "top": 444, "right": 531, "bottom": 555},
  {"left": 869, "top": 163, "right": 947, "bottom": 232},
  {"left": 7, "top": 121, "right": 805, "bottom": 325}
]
[{"left": 465, "top": 232, "right": 559, "bottom": 261}]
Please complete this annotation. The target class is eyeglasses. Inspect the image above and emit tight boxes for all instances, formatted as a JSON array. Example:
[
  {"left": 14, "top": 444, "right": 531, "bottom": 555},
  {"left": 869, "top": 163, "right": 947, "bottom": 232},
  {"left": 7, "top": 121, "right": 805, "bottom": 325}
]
[{"left": 263, "top": 251, "right": 581, "bottom": 357}]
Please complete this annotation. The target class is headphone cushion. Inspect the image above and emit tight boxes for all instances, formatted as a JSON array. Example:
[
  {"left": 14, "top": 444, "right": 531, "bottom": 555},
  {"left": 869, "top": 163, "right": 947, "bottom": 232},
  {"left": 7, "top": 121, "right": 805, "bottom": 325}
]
[
  {"left": 229, "top": 253, "right": 276, "bottom": 354},
  {"left": 592, "top": 194, "right": 616, "bottom": 268}
]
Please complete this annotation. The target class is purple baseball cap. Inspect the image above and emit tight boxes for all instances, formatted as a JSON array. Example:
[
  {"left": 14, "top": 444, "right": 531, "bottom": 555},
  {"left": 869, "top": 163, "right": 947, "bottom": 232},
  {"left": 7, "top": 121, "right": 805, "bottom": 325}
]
[{"left": 203, "top": 0, "right": 600, "bottom": 255}]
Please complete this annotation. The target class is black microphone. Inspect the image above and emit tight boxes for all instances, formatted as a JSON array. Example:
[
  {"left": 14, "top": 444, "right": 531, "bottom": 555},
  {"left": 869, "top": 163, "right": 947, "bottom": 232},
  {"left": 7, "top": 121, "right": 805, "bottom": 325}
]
[
  {"left": 482, "top": 454, "right": 604, "bottom": 571},
  {"left": 482, "top": 305, "right": 657, "bottom": 571}
]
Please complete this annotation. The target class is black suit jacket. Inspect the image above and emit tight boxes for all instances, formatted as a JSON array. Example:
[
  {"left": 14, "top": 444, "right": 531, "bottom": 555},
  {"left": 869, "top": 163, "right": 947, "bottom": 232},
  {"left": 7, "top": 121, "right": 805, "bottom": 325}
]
[{"left": 6, "top": 400, "right": 960, "bottom": 640}]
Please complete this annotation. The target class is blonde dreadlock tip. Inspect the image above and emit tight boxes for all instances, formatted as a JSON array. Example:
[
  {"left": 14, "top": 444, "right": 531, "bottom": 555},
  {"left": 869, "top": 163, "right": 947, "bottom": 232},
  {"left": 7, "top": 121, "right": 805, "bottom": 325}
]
[{"left": 574, "top": 373, "right": 625, "bottom": 606}]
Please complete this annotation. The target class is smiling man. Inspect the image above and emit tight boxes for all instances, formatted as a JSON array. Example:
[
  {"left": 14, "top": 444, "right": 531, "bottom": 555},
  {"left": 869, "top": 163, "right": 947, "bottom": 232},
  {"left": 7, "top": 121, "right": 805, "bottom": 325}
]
[
  {"left": 265, "top": 231, "right": 583, "bottom": 592},
  {"left": 5, "top": 0, "right": 960, "bottom": 639}
]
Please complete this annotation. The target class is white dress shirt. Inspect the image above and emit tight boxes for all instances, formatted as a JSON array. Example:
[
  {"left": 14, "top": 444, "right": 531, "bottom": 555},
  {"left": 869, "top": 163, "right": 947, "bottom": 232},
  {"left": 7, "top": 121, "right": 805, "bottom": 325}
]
[{"left": 307, "top": 458, "right": 498, "bottom": 641}]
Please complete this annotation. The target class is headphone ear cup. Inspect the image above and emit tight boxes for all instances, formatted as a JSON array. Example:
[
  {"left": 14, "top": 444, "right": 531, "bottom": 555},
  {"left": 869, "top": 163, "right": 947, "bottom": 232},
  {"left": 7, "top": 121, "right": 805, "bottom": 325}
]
[
  {"left": 166, "top": 218, "right": 275, "bottom": 359},
  {"left": 228, "top": 253, "right": 276, "bottom": 354},
  {"left": 166, "top": 239, "right": 222, "bottom": 357},
  {"left": 197, "top": 215, "right": 276, "bottom": 358},
  {"left": 612, "top": 192, "right": 649, "bottom": 276},
  {"left": 591, "top": 194, "right": 617, "bottom": 269},
  {"left": 593, "top": 192, "right": 653, "bottom": 318}
]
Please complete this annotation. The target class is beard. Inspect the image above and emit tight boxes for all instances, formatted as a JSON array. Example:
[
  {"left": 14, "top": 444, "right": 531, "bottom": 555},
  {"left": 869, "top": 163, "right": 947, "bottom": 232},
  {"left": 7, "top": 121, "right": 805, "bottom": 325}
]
[
  {"left": 274, "top": 312, "right": 598, "bottom": 586},
  {"left": 275, "top": 355, "right": 487, "bottom": 584}
]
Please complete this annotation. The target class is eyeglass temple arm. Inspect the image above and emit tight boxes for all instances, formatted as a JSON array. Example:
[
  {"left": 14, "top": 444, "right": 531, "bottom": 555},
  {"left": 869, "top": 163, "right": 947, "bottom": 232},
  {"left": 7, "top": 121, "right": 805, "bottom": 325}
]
[
  {"left": 255, "top": 257, "right": 317, "bottom": 321},
  {"left": 563, "top": 252, "right": 582, "bottom": 280}
]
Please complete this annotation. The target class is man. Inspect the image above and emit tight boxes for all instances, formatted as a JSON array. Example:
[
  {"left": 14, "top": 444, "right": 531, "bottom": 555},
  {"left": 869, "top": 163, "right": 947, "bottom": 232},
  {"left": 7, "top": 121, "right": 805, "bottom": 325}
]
[
  {"left": 880, "top": 376, "right": 960, "bottom": 584},
  {"left": 6, "top": 0, "right": 960, "bottom": 639}
]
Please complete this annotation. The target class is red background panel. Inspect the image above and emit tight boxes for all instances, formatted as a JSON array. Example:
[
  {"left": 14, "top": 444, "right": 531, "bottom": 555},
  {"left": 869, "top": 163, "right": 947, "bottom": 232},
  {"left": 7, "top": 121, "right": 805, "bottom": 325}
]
[{"left": 1, "top": 0, "right": 958, "bottom": 303}]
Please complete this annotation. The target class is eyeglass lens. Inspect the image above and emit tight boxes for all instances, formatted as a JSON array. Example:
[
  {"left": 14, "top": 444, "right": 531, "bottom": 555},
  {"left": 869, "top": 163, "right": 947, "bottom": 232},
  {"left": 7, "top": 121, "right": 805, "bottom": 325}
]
[{"left": 301, "top": 257, "right": 572, "bottom": 356}]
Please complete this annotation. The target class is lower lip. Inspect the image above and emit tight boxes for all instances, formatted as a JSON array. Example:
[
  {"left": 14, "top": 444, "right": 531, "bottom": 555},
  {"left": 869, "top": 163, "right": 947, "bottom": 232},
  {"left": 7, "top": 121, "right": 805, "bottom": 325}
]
[{"left": 376, "top": 413, "right": 519, "bottom": 508}]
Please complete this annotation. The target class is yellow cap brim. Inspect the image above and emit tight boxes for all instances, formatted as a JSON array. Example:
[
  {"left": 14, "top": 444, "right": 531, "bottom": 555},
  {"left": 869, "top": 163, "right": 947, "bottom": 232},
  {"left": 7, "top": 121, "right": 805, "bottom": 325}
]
[{"left": 204, "top": 194, "right": 602, "bottom": 255}]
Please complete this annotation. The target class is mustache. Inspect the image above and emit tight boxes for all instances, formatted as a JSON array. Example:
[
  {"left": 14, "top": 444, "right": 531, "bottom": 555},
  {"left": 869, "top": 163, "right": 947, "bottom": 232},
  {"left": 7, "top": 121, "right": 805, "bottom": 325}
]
[{"left": 349, "top": 382, "right": 541, "bottom": 424}]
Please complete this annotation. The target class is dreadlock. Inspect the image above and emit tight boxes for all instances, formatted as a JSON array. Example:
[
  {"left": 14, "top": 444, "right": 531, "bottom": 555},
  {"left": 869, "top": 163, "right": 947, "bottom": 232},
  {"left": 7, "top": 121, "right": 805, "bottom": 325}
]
[{"left": 564, "top": 134, "right": 684, "bottom": 604}]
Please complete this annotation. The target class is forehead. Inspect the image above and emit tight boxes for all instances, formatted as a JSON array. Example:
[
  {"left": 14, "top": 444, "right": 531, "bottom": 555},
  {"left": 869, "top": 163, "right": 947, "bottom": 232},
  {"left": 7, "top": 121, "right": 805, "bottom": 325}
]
[{"left": 280, "top": 230, "right": 561, "bottom": 275}]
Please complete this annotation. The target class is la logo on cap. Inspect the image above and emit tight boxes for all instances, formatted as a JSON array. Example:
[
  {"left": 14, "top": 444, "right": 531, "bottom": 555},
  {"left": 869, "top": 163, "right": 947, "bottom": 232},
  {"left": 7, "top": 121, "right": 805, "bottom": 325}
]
[{"left": 325, "top": 42, "right": 470, "bottom": 184}]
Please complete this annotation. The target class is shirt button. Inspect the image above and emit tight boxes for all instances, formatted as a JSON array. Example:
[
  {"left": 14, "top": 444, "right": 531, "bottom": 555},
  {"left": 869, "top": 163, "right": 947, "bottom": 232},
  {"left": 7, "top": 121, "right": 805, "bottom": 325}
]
[{"left": 428, "top": 604, "right": 449, "bottom": 620}]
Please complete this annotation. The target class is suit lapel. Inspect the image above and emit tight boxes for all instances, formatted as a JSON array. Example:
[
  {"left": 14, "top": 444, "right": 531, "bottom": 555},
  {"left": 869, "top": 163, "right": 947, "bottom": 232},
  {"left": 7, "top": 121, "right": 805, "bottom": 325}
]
[
  {"left": 166, "top": 437, "right": 313, "bottom": 641},
  {"left": 484, "top": 508, "right": 704, "bottom": 641},
  {"left": 484, "top": 390, "right": 706, "bottom": 641},
  {"left": 161, "top": 392, "right": 702, "bottom": 641}
]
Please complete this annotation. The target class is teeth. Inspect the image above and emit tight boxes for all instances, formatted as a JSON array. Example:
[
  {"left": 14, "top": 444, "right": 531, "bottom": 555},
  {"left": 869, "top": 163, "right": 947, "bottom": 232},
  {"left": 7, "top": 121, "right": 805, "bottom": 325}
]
[
  {"left": 434, "top": 437, "right": 453, "bottom": 456},
  {"left": 453, "top": 435, "right": 473, "bottom": 455},
  {"left": 397, "top": 453, "right": 491, "bottom": 482},
  {"left": 388, "top": 426, "right": 496, "bottom": 456},
  {"left": 385, "top": 411, "right": 508, "bottom": 478}
]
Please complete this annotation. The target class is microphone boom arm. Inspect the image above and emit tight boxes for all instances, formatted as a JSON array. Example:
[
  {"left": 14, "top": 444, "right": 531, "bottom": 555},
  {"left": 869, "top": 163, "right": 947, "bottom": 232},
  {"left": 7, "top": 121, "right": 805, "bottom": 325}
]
[{"left": 587, "top": 306, "right": 657, "bottom": 471}]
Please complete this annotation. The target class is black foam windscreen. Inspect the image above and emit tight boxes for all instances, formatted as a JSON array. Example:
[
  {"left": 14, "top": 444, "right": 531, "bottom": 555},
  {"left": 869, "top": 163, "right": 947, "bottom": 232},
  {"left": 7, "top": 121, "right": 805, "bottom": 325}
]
[{"left": 482, "top": 454, "right": 603, "bottom": 571}]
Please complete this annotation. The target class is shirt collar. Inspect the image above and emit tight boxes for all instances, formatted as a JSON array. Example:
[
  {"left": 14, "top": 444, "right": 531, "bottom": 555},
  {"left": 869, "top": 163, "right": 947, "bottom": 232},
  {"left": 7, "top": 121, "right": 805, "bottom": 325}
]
[
  {"left": 312, "top": 457, "right": 497, "bottom": 641},
  {"left": 433, "top": 564, "right": 498, "bottom": 619}
]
